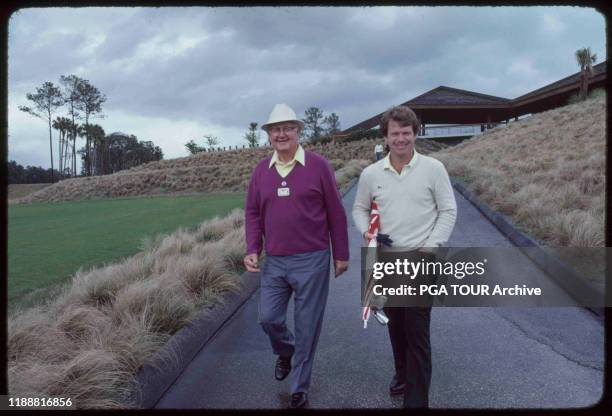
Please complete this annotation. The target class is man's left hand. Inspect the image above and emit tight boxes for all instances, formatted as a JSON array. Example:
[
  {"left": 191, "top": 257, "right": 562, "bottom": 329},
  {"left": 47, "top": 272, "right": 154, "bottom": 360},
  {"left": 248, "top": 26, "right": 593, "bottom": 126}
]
[{"left": 334, "top": 260, "right": 349, "bottom": 278}]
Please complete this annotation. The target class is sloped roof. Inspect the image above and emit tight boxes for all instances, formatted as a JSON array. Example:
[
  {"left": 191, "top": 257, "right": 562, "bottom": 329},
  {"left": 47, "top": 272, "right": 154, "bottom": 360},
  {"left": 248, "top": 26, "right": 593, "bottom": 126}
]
[
  {"left": 341, "top": 60, "right": 607, "bottom": 133},
  {"left": 405, "top": 86, "right": 511, "bottom": 106},
  {"left": 514, "top": 61, "right": 607, "bottom": 102}
]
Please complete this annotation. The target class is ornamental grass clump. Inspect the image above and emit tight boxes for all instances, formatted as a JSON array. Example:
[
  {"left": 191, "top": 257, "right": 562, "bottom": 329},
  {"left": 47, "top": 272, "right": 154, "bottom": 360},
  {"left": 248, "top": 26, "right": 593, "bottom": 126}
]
[
  {"left": 111, "top": 279, "right": 195, "bottom": 335},
  {"left": 195, "top": 209, "right": 244, "bottom": 242},
  {"left": 8, "top": 209, "right": 248, "bottom": 408},
  {"left": 8, "top": 306, "right": 74, "bottom": 364},
  {"left": 212, "top": 227, "right": 248, "bottom": 275}
]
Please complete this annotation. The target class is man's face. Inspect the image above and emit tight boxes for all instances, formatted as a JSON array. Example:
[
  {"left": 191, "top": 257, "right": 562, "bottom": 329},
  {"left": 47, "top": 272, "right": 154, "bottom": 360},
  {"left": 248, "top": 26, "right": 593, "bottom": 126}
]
[
  {"left": 384, "top": 119, "right": 415, "bottom": 159},
  {"left": 267, "top": 122, "right": 300, "bottom": 153}
]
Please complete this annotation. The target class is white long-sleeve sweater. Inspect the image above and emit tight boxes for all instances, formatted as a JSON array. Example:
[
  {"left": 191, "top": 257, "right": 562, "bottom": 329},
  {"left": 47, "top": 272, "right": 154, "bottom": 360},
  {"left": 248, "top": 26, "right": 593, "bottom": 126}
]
[{"left": 352, "top": 151, "right": 457, "bottom": 250}]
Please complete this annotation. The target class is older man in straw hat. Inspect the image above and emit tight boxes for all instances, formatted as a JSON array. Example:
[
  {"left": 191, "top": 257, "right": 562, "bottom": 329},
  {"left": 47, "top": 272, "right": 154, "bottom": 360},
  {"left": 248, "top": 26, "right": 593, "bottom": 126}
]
[{"left": 244, "top": 103, "right": 349, "bottom": 409}]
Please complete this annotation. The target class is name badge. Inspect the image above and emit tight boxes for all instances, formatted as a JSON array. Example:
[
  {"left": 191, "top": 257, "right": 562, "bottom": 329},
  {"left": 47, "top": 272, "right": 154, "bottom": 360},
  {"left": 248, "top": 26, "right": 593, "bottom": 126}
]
[{"left": 277, "top": 187, "right": 290, "bottom": 197}]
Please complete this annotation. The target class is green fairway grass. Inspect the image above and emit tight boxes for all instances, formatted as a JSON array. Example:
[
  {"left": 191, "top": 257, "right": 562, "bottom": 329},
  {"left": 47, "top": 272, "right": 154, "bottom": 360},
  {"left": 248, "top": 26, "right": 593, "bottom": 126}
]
[{"left": 8, "top": 193, "right": 245, "bottom": 304}]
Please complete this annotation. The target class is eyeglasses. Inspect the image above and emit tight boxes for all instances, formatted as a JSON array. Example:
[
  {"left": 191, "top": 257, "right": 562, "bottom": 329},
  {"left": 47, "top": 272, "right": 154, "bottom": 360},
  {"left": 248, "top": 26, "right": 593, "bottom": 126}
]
[{"left": 269, "top": 125, "right": 298, "bottom": 135}]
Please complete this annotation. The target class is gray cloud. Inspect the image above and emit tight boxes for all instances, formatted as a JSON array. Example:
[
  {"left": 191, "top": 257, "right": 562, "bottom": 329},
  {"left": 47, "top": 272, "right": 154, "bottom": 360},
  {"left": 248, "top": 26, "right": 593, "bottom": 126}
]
[{"left": 8, "top": 6, "right": 606, "bottom": 168}]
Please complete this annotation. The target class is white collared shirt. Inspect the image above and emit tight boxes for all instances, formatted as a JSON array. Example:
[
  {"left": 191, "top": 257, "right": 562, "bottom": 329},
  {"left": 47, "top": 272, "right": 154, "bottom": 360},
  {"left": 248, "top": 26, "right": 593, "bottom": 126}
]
[{"left": 269, "top": 145, "right": 305, "bottom": 178}]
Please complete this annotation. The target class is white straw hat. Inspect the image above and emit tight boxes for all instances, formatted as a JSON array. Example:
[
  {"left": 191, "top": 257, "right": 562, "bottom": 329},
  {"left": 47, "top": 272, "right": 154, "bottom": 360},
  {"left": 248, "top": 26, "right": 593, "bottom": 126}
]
[{"left": 261, "top": 103, "right": 304, "bottom": 131}]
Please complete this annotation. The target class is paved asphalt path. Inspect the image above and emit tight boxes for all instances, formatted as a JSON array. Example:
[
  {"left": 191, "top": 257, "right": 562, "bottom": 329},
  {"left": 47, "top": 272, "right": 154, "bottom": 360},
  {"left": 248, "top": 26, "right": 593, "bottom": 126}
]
[{"left": 155, "top": 182, "right": 604, "bottom": 409}]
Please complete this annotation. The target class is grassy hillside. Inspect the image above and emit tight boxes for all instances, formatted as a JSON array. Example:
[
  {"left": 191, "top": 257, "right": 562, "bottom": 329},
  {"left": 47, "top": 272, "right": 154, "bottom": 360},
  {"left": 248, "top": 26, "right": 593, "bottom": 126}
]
[
  {"left": 17, "top": 139, "right": 445, "bottom": 204},
  {"left": 8, "top": 184, "right": 52, "bottom": 201},
  {"left": 433, "top": 93, "right": 605, "bottom": 248}
]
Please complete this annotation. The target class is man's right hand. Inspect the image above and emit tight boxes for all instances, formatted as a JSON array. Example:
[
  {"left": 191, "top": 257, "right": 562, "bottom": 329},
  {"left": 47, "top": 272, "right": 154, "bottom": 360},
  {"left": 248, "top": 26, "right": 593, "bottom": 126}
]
[{"left": 244, "top": 253, "right": 261, "bottom": 272}]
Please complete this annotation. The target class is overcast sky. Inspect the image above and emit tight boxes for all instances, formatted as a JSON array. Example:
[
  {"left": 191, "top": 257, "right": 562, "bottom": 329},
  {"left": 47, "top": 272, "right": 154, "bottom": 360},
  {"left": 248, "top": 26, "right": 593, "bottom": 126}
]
[{"left": 8, "top": 6, "right": 606, "bottom": 169}]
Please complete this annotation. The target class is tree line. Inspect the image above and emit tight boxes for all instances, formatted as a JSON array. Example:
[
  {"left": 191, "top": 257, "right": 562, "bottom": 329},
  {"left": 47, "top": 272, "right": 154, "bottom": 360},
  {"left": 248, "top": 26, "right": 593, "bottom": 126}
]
[
  {"left": 8, "top": 161, "right": 61, "bottom": 184},
  {"left": 301, "top": 107, "right": 341, "bottom": 141},
  {"left": 8, "top": 130, "right": 162, "bottom": 184},
  {"left": 19, "top": 75, "right": 163, "bottom": 182},
  {"left": 184, "top": 106, "right": 341, "bottom": 155},
  {"left": 78, "top": 131, "right": 163, "bottom": 176}
]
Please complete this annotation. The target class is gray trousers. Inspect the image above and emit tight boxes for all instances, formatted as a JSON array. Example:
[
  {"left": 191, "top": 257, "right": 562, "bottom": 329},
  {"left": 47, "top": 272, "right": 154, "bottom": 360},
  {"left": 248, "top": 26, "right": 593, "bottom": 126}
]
[{"left": 258, "top": 249, "right": 331, "bottom": 394}]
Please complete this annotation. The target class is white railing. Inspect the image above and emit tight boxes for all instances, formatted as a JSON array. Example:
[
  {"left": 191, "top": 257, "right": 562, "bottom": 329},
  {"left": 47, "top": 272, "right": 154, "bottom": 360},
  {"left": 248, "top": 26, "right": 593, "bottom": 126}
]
[{"left": 418, "top": 123, "right": 510, "bottom": 139}]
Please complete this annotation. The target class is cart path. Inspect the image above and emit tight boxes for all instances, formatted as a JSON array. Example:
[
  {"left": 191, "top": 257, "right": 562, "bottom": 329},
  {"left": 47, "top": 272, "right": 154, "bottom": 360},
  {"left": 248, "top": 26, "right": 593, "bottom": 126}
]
[{"left": 155, "top": 182, "right": 603, "bottom": 409}]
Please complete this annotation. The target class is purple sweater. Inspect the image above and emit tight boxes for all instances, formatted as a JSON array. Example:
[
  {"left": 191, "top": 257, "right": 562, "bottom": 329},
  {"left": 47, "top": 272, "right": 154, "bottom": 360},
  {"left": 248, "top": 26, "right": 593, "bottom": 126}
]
[{"left": 245, "top": 150, "right": 349, "bottom": 261}]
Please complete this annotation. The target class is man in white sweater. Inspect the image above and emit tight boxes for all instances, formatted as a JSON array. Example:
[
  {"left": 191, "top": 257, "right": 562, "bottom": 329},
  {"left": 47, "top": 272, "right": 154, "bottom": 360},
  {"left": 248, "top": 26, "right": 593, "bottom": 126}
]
[{"left": 352, "top": 105, "right": 457, "bottom": 408}]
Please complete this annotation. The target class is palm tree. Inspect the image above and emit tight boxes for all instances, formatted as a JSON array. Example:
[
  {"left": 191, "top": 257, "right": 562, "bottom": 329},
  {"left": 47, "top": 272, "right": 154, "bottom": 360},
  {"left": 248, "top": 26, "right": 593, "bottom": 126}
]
[
  {"left": 575, "top": 47, "right": 597, "bottom": 101},
  {"left": 52, "top": 116, "right": 72, "bottom": 178},
  {"left": 75, "top": 123, "right": 92, "bottom": 175},
  {"left": 84, "top": 124, "right": 106, "bottom": 175},
  {"left": 244, "top": 122, "right": 259, "bottom": 148},
  {"left": 52, "top": 117, "right": 64, "bottom": 177},
  {"left": 64, "top": 122, "right": 86, "bottom": 176}
]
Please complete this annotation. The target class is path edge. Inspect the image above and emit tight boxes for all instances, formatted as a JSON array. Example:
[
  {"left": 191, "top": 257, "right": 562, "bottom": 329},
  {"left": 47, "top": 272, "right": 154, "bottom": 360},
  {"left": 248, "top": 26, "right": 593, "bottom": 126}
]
[{"left": 131, "top": 271, "right": 261, "bottom": 408}]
